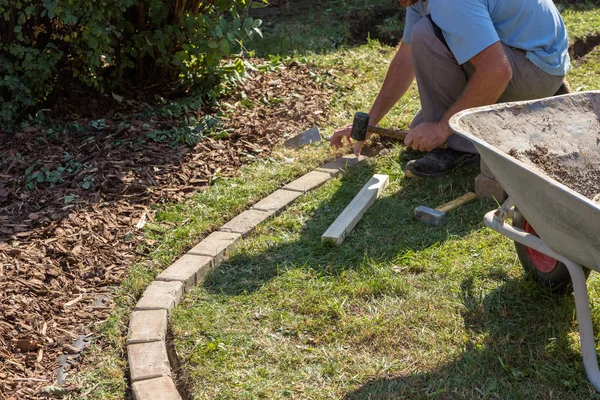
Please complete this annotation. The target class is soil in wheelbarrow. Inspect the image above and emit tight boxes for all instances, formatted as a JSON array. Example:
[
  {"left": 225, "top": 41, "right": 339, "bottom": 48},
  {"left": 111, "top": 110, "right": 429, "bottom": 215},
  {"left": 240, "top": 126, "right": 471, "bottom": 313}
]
[{"left": 508, "top": 145, "right": 600, "bottom": 200}]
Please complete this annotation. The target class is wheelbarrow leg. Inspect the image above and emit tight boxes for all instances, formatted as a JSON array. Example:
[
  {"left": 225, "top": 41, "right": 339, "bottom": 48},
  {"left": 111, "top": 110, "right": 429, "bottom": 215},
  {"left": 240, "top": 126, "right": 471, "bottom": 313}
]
[{"left": 564, "top": 259, "right": 600, "bottom": 391}]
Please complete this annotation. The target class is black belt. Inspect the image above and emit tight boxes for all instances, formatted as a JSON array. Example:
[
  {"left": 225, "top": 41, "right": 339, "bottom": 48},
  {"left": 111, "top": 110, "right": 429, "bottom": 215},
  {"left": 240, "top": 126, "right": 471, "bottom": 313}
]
[{"left": 426, "top": 14, "right": 451, "bottom": 52}]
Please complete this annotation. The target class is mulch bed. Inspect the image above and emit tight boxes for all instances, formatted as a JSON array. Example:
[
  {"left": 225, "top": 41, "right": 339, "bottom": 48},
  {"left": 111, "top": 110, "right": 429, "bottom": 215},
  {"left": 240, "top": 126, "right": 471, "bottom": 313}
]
[
  {"left": 508, "top": 145, "right": 600, "bottom": 199},
  {"left": 0, "top": 61, "right": 332, "bottom": 399}
]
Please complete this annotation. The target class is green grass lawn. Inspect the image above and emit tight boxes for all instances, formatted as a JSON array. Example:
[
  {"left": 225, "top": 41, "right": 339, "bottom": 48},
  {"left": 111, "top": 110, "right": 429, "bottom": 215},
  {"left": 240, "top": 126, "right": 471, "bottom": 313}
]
[
  {"left": 172, "top": 146, "right": 600, "bottom": 399},
  {"left": 170, "top": 2, "right": 600, "bottom": 400},
  {"left": 561, "top": 3, "right": 600, "bottom": 42}
]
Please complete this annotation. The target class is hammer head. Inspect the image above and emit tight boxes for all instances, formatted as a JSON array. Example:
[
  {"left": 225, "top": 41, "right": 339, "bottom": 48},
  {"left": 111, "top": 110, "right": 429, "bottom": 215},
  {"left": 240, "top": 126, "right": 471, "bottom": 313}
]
[
  {"left": 350, "top": 112, "right": 370, "bottom": 141},
  {"left": 415, "top": 206, "right": 447, "bottom": 227}
]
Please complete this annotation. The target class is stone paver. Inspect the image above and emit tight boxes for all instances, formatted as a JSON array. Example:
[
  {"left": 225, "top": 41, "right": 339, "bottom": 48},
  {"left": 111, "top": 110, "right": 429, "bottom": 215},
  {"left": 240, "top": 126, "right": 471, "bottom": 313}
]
[
  {"left": 135, "top": 281, "right": 183, "bottom": 311},
  {"left": 251, "top": 189, "right": 303, "bottom": 213},
  {"left": 128, "top": 310, "right": 168, "bottom": 344},
  {"left": 316, "top": 155, "right": 365, "bottom": 176},
  {"left": 219, "top": 209, "right": 272, "bottom": 237},
  {"left": 156, "top": 254, "right": 213, "bottom": 291},
  {"left": 128, "top": 341, "right": 171, "bottom": 382},
  {"left": 132, "top": 376, "right": 182, "bottom": 400},
  {"left": 283, "top": 170, "right": 332, "bottom": 193},
  {"left": 126, "top": 159, "right": 369, "bottom": 399},
  {"left": 475, "top": 173, "right": 508, "bottom": 202},
  {"left": 187, "top": 231, "right": 241, "bottom": 263}
]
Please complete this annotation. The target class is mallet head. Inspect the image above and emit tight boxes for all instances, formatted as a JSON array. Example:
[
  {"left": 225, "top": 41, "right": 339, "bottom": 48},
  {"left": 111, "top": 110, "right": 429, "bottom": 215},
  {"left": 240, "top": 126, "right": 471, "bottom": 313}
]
[
  {"left": 415, "top": 206, "right": 447, "bottom": 227},
  {"left": 350, "top": 112, "right": 370, "bottom": 141}
]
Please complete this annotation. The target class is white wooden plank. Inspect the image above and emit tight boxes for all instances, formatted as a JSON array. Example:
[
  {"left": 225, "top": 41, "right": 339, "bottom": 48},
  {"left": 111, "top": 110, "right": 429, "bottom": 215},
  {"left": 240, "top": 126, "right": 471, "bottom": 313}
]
[{"left": 321, "top": 174, "right": 389, "bottom": 245}]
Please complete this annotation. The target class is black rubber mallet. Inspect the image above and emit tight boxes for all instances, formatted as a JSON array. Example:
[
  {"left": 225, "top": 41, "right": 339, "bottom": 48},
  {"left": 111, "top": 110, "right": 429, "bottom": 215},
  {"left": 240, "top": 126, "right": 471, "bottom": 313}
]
[
  {"left": 349, "top": 112, "right": 449, "bottom": 150},
  {"left": 350, "top": 112, "right": 410, "bottom": 142}
]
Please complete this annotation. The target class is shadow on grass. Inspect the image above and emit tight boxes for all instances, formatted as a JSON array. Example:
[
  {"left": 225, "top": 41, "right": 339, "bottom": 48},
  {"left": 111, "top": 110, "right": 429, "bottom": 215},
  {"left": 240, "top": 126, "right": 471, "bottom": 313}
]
[
  {"left": 202, "top": 149, "right": 490, "bottom": 297},
  {"left": 343, "top": 276, "right": 598, "bottom": 399}
]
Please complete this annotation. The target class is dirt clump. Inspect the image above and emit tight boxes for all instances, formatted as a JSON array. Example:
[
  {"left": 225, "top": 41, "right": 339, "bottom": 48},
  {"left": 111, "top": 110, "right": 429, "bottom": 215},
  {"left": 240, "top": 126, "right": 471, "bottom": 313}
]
[{"left": 508, "top": 145, "right": 600, "bottom": 199}]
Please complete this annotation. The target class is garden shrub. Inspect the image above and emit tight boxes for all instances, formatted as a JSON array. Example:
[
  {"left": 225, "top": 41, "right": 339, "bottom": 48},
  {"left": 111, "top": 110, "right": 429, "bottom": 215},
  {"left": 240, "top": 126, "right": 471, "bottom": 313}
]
[
  {"left": 0, "top": 0, "right": 261, "bottom": 125},
  {"left": 0, "top": 1, "right": 60, "bottom": 123}
]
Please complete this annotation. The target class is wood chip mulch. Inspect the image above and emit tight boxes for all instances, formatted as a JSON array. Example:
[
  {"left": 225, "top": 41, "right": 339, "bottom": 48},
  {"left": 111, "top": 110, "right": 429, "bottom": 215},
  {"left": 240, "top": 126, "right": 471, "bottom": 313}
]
[{"left": 0, "top": 61, "right": 332, "bottom": 399}]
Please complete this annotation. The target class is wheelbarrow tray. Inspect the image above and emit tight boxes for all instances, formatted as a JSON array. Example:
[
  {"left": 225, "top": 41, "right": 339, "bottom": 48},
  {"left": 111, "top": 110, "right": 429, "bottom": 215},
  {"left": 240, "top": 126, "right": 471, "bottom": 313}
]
[{"left": 449, "top": 91, "right": 600, "bottom": 271}]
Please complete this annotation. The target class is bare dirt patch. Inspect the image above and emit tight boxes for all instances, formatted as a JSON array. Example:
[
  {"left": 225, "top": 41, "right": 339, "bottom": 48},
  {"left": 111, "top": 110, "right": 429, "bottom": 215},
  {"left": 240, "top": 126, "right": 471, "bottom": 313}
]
[
  {"left": 570, "top": 32, "right": 600, "bottom": 60},
  {"left": 0, "top": 61, "right": 332, "bottom": 399},
  {"left": 347, "top": 7, "right": 405, "bottom": 47}
]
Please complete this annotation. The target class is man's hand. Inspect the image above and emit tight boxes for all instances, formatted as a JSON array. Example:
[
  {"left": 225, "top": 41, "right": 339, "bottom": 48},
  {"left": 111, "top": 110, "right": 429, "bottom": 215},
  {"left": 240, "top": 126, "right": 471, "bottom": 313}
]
[
  {"left": 329, "top": 124, "right": 353, "bottom": 148},
  {"left": 353, "top": 140, "right": 365, "bottom": 157},
  {"left": 404, "top": 121, "right": 451, "bottom": 152},
  {"left": 330, "top": 124, "right": 371, "bottom": 156}
]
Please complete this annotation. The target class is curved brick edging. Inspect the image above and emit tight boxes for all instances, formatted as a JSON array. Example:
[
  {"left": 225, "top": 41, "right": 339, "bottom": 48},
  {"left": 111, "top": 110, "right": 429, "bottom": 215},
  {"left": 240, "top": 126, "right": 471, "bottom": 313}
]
[{"left": 126, "top": 155, "right": 364, "bottom": 400}]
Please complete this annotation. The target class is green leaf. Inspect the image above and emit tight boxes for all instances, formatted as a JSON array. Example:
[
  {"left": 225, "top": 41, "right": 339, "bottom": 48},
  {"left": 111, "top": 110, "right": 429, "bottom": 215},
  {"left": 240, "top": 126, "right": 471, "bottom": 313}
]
[
  {"left": 250, "top": 1, "right": 268, "bottom": 9},
  {"left": 157, "top": 40, "right": 167, "bottom": 55},
  {"left": 219, "top": 39, "right": 230, "bottom": 56},
  {"left": 32, "top": 171, "right": 45, "bottom": 183},
  {"left": 87, "top": 36, "right": 98, "bottom": 49}
]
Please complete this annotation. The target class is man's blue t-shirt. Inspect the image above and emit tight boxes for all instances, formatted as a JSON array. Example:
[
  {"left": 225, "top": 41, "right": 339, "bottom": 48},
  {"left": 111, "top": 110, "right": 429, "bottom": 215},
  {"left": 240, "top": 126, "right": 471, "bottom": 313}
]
[{"left": 402, "top": 0, "right": 570, "bottom": 76}]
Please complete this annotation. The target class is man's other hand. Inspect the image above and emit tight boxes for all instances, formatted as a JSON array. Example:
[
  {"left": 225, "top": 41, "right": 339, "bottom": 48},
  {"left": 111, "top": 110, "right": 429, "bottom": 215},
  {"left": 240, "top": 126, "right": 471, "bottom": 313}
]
[
  {"left": 353, "top": 140, "right": 365, "bottom": 157},
  {"left": 404, "top": 122, "right": 451, "bottom": 152},
  {"left": 329, "top": 124, "right": 353, "bottom": 148}
]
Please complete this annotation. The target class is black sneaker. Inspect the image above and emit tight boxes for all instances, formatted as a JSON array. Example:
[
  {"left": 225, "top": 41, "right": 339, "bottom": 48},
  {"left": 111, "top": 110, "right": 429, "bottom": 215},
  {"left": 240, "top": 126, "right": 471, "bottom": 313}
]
[{"left": 405, "top": 148, "right": 479, "bottom": 178}]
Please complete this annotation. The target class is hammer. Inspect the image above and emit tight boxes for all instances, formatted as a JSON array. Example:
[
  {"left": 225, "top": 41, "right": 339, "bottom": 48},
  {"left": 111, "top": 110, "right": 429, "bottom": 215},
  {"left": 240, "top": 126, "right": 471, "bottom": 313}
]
[
  {"left": 350, "top": 112, "right": 409, "bottom": 142},
  {"left": 415, "top": 192, "right": 477, "bottom": 227},
  {"left": 350, "top": 112, "right": 446, "bottom": 148}
]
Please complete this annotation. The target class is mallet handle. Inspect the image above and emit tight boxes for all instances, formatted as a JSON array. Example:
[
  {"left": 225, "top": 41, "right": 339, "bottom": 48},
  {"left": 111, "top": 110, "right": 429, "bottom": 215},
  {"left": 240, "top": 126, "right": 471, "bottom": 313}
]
[
  {"left": 367, "top": 125, "right": 409, "bottom": 140},
  {"left": 367, "top": 125, "right": 448, "bottom": 149},
  {"left": 436, "top": 192, "right": 477, "bottom": 213},
  {"left": 351, "top": 112, "right": 448, "bottom": 148}
]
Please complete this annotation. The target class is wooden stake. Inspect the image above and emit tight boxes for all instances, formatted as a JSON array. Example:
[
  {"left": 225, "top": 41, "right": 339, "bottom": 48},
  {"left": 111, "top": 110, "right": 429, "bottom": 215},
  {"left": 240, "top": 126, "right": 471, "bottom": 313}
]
[{"left": 321, "top": 174, "right": 389, "bottom": 245}]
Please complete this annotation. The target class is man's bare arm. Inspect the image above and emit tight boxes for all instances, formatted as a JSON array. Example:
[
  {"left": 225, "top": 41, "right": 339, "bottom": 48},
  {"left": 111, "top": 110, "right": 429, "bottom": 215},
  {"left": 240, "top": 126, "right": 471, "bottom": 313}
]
[
  {"left": 405, "top": 41, "right": 512, "bottom": 151},
  {"left": 330, "top": 42, "right": 415, "bottom": 152},
  {"left": 441, "top": 41, "right": 511, "bottom": 130},
  {"left": 368, "top": 42, "right": 415, "bottom": 126}
]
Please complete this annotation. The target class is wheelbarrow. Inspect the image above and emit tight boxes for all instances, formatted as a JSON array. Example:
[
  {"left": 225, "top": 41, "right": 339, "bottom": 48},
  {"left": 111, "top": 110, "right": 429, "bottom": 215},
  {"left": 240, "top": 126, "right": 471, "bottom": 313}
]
[{"left": 449, "top": 91, "right": 600, "bottom": 391}]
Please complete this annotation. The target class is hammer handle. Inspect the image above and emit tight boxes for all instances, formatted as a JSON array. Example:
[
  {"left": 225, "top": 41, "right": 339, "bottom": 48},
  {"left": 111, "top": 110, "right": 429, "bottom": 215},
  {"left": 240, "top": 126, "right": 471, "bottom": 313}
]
[
  {"left": 367, "top": 125, "right": 448, "bottom": 149},
  {"left": 436, "top": 192, "right": 477, "bottom": 213},
  {"left": 367, "top": 125, "right": 408, "bottom": 140}
]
